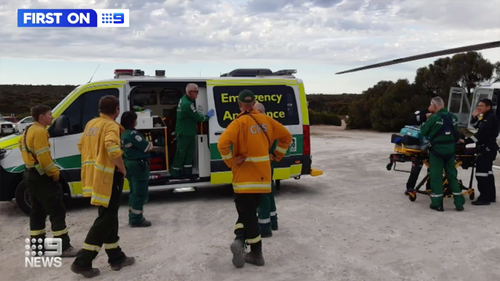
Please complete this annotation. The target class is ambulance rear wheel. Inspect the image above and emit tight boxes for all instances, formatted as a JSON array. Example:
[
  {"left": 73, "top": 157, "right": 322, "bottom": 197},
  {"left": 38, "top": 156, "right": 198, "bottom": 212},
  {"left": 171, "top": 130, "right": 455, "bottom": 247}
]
[{"left": 15, "top": 180, "right": 32, "bottom": 216}]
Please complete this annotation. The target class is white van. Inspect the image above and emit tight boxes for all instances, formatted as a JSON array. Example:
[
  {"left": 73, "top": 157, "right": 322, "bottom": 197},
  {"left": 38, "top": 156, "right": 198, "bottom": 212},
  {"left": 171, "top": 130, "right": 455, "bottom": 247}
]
[{"left": 0, "top": 68, "right": 323, "bottom": 215}]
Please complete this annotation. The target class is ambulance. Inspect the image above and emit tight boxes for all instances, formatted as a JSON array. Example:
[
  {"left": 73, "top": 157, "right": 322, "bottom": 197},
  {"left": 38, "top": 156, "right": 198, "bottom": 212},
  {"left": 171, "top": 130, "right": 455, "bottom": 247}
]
[{"left": 0, "top": 68, "right": 323, "bottom": 215}]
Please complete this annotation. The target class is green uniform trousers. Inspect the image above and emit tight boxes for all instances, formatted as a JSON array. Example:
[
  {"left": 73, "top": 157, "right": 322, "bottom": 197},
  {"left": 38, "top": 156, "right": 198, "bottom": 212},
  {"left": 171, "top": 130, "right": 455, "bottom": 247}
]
[
  {"left": 257, "top": 179, "right": 277, "bottom": 233},
  {"left": 429, "top": 153, "right": 465, "bottom": 208},
  {"left": 73, "top": 171, "right": 127, "bottom": 269},
  {"left": 125, "top": 159, "right": 150, "bottom": 225},
  {"left": 24, "top": 168, "right": 72, "bottom": 252},
  {"left": 171, "top": 135, "right": 196, "bottom": 177}
]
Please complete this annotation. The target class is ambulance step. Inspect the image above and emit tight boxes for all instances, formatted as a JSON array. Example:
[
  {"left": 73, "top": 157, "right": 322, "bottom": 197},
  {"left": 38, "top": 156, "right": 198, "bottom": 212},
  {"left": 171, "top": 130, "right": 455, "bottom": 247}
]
[{"left": 148, "top": 176, "right": 210, "bottom": 186}]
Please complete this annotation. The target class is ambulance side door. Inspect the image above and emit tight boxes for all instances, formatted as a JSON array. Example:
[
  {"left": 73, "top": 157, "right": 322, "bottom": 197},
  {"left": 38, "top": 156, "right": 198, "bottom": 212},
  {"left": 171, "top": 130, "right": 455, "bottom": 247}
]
[{"left": 49, "top": 84, "right": 123, "bottom": 176}]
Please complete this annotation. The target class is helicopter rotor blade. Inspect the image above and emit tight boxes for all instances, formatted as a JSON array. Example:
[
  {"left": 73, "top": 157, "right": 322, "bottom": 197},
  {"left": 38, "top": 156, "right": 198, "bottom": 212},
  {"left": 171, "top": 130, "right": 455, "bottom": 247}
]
[{"left": 335, "top": 41, "right": 500, "bottom": 75}]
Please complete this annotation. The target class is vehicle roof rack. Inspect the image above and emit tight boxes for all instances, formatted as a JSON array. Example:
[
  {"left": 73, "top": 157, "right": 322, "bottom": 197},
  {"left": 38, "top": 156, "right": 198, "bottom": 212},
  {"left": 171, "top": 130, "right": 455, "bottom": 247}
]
[{"left": 220, "top": 68, "right": 297, "bottom": 77}]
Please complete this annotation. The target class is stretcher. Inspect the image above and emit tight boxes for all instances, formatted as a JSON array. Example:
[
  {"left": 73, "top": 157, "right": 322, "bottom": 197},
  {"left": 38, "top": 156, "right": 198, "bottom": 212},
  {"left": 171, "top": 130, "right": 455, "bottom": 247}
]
[{"left": 386, "top": 143, "right": 477, "bottom": 202}]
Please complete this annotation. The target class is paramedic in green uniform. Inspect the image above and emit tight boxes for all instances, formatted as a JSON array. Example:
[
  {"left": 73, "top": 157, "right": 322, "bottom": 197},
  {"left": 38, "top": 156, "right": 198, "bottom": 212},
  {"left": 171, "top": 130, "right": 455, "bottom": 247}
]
[
  {"left": 120, "top": 111, "right": 153, "bottom": 227},
  {"left": 171, "top": 83, "right": 214, "bottom": 179},
  {"left": 254, "top": 102, "right": 279, "bottom": 237},
  {"left": 420, "top": 96, "right": 465, "bottom": 212}
]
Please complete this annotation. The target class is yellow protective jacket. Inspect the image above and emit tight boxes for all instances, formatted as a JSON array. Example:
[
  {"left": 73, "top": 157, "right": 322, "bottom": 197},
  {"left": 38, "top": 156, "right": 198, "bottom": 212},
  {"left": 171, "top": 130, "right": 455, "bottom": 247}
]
[
  {"left": 217, "top": 110, "right": 292, "bottom": 193},
  {"left": 78, "top": 113, "right": 124, "bottom": 207},
  {"left": 19, "top": 122, "right": 60, "bottom": 181}
]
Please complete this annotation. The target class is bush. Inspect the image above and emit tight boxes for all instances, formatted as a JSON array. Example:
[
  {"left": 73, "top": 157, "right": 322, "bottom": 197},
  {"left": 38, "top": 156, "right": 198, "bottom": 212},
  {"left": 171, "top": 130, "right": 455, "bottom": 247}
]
[{"left": 309, "top": 109, "right": 341, "bottom": 126}]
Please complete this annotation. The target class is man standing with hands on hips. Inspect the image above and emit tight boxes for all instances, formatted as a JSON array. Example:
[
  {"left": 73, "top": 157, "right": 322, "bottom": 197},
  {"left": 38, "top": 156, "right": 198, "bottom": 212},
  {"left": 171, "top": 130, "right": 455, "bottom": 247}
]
[
  {"left": 218, "top": 89, "right": 292, "bottom": 268},
  {"left": 71, "top": 95, "right": 135, "bottom": 278}
]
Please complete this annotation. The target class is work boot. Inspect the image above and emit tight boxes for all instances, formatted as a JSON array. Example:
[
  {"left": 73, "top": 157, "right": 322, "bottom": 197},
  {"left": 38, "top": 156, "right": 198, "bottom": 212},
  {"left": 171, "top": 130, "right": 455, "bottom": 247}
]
[
  {"left": 245, "top": 251, "right": 265, "bottom": 266},
  {"left": 110, "top": 256, "right": 135, "bottom": 271},
  {"left": 61, "top": 246, "right": 80, "bottom": 257},
  {"left": 271, "top": 216, "right": 278, "bottom": 231},
  {"left": 230, "top": 239, "right": 246, "bottom": 268},
  {"left": 429, "top": 203, "right": 444, "bottom": 212},
  {"left": 70, "top": 263, "right": 100, "bottom": 278},
  {"left": 455, "top": 206, "right": 464, "bottom": 211},
  {"left": 129, "top": 219, "right": 152, "bottom": 227},
  {"left": 259, "top": 224, "right": 272, "bottom": 238}
]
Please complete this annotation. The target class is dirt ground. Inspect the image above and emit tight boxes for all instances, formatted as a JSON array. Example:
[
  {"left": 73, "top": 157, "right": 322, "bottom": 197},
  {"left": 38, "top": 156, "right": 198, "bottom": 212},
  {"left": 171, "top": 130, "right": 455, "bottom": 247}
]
[{"left": 1, "top": 125, "right": 499, "bottom": 281}]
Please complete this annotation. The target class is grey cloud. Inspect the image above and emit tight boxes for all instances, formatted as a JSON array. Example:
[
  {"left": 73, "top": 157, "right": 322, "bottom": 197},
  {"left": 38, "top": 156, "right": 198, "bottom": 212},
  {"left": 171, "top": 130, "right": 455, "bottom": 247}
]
[{"left": 0, "top": 0, "right": 498, "bottom": 68}]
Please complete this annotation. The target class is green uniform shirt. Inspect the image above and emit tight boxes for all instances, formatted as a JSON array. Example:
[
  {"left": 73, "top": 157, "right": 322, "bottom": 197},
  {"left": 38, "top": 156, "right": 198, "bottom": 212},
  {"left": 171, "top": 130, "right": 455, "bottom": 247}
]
[
  {"left": 121, "top": 129, "right": 151, "bottom": 160},
  {"left": 420, "top": 108, "right": 458, "bottom": 156},
  {"left": 175, "top": 95, "right": 210, "bottom": 136}
]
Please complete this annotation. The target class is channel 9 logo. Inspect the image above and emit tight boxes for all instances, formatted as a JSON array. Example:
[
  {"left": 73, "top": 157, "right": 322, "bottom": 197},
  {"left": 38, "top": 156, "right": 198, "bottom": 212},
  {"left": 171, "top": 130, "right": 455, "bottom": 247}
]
[{"left": 17, "top": 9, "right": 130, "bottom": 27}]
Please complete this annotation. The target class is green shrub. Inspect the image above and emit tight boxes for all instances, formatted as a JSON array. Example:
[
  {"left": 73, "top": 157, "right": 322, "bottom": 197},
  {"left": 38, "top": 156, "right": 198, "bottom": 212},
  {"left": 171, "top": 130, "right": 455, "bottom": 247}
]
[{"left": 308, "top": 109, "right": 341, "bottom": 126}]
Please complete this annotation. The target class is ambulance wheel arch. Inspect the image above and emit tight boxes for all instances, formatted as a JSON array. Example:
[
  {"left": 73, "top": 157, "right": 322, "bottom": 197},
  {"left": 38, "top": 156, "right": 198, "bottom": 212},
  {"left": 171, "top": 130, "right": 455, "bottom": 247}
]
[
  {"left": 205, "top": 79, "right": 306, "bottom": 184},
  {"left": 14, "top": 176, "right": 73, "bottom": 215}
]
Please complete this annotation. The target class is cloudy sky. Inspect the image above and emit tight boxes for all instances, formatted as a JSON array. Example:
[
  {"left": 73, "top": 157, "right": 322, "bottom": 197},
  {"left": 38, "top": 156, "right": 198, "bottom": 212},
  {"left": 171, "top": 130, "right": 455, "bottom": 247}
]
[{"left": 0, "top": 0, "right": 499, "bottom": 94}]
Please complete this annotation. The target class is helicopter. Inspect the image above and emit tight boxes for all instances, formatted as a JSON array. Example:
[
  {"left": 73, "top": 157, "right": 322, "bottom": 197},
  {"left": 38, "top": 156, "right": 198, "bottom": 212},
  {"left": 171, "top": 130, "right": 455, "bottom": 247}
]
[{"left": 335, "top": 41, "right": 500, "bottom": 134}]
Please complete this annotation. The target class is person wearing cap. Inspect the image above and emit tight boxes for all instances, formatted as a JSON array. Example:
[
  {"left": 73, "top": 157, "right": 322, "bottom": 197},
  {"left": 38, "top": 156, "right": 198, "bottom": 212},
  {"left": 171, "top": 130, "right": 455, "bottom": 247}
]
[
  {"left": 217, "top": 89, "right": 292, "bottom": 268},
  {"left": 171, "top": 83, "right": 214, "bottom": 180},
  {"left": 253, "top": 102, "right": 279, "bottom": 237},
  {"left": 460, "top": 98, "right": 499, "bottom": 205}
]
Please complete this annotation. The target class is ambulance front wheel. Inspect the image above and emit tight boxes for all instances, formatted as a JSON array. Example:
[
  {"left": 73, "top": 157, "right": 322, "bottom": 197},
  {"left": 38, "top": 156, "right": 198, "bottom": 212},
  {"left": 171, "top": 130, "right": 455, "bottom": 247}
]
[{"left": 15, "top": 180, "right": 31, "bottom": 216}]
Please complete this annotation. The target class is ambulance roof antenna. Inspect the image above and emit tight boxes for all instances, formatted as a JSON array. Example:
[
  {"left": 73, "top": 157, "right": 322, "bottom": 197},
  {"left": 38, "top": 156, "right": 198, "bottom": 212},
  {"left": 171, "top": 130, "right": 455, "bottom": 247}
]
[{"left": 88, "top": 63, "right": 101, "bottom": 83}]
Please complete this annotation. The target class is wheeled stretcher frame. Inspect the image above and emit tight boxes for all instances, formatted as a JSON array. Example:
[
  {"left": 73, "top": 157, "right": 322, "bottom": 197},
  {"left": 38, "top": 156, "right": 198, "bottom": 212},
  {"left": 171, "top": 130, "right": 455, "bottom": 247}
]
[{"left": 386, "top": 144, "right": 476, "bottom": 202}]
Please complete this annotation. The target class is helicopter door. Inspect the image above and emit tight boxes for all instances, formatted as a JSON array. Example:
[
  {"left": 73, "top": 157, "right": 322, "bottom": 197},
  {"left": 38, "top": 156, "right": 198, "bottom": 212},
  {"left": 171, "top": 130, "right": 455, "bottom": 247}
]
[
  {"left": 468, "top": 87, "right": 494, "bottom": 129},
  {"left": 447, "top": 87, "right": 471, "bottom": 128}
]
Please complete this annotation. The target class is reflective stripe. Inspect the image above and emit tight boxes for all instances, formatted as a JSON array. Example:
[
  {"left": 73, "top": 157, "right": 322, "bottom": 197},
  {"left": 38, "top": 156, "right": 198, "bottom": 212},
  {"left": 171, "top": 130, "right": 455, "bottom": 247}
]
[
  {"left": 52, "top": 228, "right": 68, "bottom": 236},
  {"left": 471, "top": 136, "right": 478, "bottom": 142},
  {"left": 94, "top": 163, "right": 115, "bottom": 174},
  {"left": 453, "top": 192, "right": 463, "bottom": 196},
  {"left": 430, "top": 193, "right": 443, "bottom": 197},
  {"left": 235, "top": 223, "right": 244, "bottom": 230},
  {"left": 270, "top": 211, "right": 277, "bottom": 216},
  {"left": 184, "top": 165, "right": 192, "bottom": 168},
  {"left": 246, "top": 235, "right": 261, "bottom": 244},
  {"left": 82, "top": 187, "right": 92, "bottom": 195},
  {"left": 144, "top": 142, "right": 152, "bottom": 153},
  {"left": 82, "top": 160, "right": 95, "bottom": 166},
  {"left": 35, "top": 147, "right": 50, "bottom": 156},
  {"left": 489, "top": 171, "right": 494, "bottom": 175},
  {"left": 91, "top": 193, "right": 110, "bottom": 205},
  {"left": 30, "top": 229, "right": 46, "bottom": 236},
  {"left": 104, "top": 241, "right": 119, "bottom": 250},
  {"left": 258, "top": 218, "right": 271, "bottom": 224},
  {"left": 221, "top": 152, "right": 232, "bottom": 160},
  {"left": 233, "top": 182, "right": 271, "bottom": 192},
  {"left": 129, "top": 207, "right": 142, "bottom": 214},
  {"left": 476, "top": 172, "right": 489, "bottom": 177},
  {"left": 83, "top": 243, "right": 101, "bottom": 252},
  {"left": 274, "top": 146, "right": 287, "bottom": 154},
  {"left": 245, "top": 155, "right": 269, "bottom": 162},
  {"left": 107, "top": 145, "right": 120, "bottom": 153},
  {"left": 42, "top": 163, "right": 55, "bottom": 171}
]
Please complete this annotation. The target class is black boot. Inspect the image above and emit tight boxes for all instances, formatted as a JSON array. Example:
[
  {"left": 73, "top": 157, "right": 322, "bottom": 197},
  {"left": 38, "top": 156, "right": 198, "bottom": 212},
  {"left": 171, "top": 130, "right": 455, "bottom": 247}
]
[
  {"left": 271, "top": 215, "right": 278, "bottom": 231},
  {"left": 71, "top": 263, "right": 100, "bottom": 278},
  {"left": 259, "top": 223, "right": 272, "bottom": 238},
  {"left": 230, "top": 239, "right": 246, "bottom": 268},
  {"left": 245, "top": 242, "right": 265, "bottom": 266},
  {"left": 429, "top": 203, "right": 444, "bottom": 212}
]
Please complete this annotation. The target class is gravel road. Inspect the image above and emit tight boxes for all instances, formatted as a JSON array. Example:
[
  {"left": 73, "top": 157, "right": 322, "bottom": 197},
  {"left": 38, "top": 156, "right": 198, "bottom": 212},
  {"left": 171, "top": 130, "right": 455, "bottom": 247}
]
[{"left": 0, "top": 126, "right": 499, "bottom": 281}]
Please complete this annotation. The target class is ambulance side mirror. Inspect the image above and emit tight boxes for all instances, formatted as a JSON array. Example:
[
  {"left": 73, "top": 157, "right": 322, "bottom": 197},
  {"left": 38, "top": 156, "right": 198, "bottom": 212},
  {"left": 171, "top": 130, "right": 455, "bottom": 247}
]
[{"left": 49, "top": 115, "right": 70, "bottom": 137}]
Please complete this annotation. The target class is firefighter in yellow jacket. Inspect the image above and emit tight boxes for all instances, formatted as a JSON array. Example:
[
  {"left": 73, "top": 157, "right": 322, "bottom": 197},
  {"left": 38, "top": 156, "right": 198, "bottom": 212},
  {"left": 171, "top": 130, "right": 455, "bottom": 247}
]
[
  {"left": 217, "top": 89, "right": 292, "bottom": 268},
  {"left": 19, "top": 104, "right": 79, "bottom": 257},
  {"left": 71, "top": 96, "right": 135, "bottom": 278}
]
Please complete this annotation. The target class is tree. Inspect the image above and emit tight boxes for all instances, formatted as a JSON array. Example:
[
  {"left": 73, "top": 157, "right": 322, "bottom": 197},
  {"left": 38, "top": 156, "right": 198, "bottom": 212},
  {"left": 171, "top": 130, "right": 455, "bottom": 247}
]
[{"left": 450, "top": 52, "right": 495, "bottom": 94}]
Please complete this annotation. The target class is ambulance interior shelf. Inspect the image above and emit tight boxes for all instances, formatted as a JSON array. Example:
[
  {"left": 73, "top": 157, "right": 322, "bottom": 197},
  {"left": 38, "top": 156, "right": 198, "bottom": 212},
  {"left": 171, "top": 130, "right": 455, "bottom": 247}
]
[{"left": 134, "top": 112, "right": 169, "bottom": 172}]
